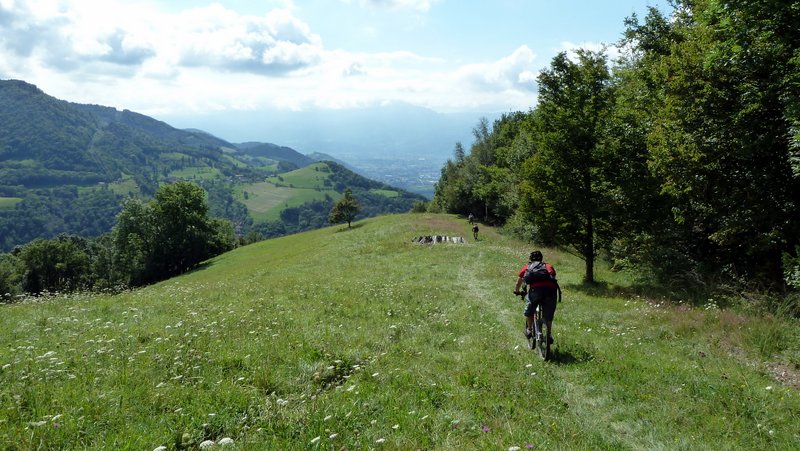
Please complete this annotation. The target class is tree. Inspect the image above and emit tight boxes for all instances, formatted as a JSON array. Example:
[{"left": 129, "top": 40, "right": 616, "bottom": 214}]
[
  {"left": 112, "top": 181, "right": 235, "bottom": 285},
  {"left": 16, "top": 235, "right": 91, "bottom": 293},
  {"left": 329, "top": 188, "right": 360, "bottom": 228},
  {"left": 624, "top": 0, "right": 800, "bottom": 286},
  {"left": 524, "top": 50, "right": 615, "bottom": 283}
]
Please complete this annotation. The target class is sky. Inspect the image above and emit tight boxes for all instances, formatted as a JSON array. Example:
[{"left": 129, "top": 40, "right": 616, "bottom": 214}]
[{"left": 0, "top": 0, "right": 670, "bottom": 121}]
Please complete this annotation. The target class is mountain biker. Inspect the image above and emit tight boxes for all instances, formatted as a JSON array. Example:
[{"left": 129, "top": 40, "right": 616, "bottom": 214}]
[
  {"left": 468, "top": 213, "right": 475, "bottom": 224},
  {"left": 514, "top": 250, "right": 559, "bottom": 342},
  {"left": 472, "top": 223, "right": 479, "bottom": 240}
]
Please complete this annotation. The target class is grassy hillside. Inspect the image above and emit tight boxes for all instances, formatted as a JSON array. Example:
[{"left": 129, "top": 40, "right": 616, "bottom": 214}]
[{"left": 1, "top": 214, "right": 798, "bottom": 449}]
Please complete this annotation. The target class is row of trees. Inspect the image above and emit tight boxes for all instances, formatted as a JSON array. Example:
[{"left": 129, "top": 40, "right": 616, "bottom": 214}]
[
  {"left": 0, "top": 181, "right": 236, "bottom": 296},
  {"left": 432, "top": 0, "right": 800, "bottom": 294}
]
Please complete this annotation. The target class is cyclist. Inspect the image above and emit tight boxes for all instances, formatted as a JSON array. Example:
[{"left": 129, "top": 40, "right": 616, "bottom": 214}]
[
  {"left": 514, "top": 250, "right": 559, "bottom": 342},
  {"left": 468, "top": 213, "right": 475, "bottom": 224},
  {"left": 472, "top": 223, "right": 479, "bottom": 240}
]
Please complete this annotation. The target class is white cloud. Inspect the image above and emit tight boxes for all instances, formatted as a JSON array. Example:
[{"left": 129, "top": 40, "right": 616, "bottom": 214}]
[
  {"left": 558, "top": 41, "right": 621, "bottom": 62},
  {"left": 456, "top": 45, "right": 538, "bottom": 93},
  {"left": 341, "top": 0, "right": 437, "bottom": 12},
  {"left": 0, "top": 0, "right": 538, "bottom": 115}
]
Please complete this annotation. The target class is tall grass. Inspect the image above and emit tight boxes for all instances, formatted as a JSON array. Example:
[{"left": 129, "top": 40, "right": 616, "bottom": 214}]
[{"left": 1, "top": 214, "right": 798, "bottom": 449}]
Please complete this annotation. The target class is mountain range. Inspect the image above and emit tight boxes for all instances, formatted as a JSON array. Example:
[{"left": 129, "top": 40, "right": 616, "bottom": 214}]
[{"left": 0, "top": 79, "right": 425, "bottom": 251}]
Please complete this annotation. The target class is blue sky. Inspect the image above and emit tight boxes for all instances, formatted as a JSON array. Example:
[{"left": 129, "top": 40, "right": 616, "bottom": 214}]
[{"left": 0, "top": 0, "right": 669, "bottom": 118}]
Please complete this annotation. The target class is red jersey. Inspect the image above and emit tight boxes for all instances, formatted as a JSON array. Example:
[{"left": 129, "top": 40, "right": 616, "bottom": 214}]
[{"left": 518, "top": 263, "right": 558, "bottom": 289}]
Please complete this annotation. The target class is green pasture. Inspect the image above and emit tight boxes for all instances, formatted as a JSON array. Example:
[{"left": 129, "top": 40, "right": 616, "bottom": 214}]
[
  {"left": 0, "top": 214, "right": 798, "bottom": 449},
  {"left": 236, "top": 181, "right": 339, "bottom": 222},
  {"left": 265, "top": 162, "right": 331, "bottom": 189},
  {"left": 0, "top": 197, "right": 22, "bottom": 209},
  {"left": 369, "top": 189, "right": 400, "bottom": 198},
  {"left": 169, "top": 166, "right": 222, "bottom": 181},
  {"left": 106, "top": 176, "right": 140, "bottom": 196}
]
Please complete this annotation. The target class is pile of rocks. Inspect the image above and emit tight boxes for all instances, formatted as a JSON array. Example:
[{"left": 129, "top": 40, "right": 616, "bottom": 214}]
[{"left": 412, "top": 235, "right": 465, "bottom": 244}]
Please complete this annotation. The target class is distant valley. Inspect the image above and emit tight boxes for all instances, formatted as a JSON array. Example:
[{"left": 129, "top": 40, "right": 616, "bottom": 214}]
[{"left": 0, "top": 79, "right": 427, "bottom": 251}]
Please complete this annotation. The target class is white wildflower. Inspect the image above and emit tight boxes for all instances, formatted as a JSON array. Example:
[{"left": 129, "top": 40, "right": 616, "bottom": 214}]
[
  {"left": 310, "top": 436, "right": 321, "bottom": 444},
  {"left": 509, "top": 447, "right": 521, "bottom": 451},
  {"left": 766, "top": 386, "right": 773, "bottom": 391},
  {"left": 376, "top": 438, "right": 386, "bottom": 444},
  {"left": 392, "top": 424, "right": 399, "bottom": 429},
  {"left": 153, "top": 446, "right": 167, "bottom": 451},
  {"left": 199, "top": 440, "right": 215, "bottom": 449},
  {"left": 324, "top": 415, "right": 332, "bottom": 421},
  {"left": 218, "top": 437, "right": 234, "bottom": 447},
  {"left": 329, "top": 433, "right": 338, "bottom": 439}
]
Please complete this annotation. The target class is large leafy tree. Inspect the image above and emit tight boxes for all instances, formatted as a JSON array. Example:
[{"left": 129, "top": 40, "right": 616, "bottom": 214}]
[
  {"left": 113, "top": 181, "right": 235, "bottom": 285},
  {"left": 625, "top": 0, "right": 800, "bottom": 285},
  {"left": 328, "top": 188, "right": 361, "bottom": 228},
  {"left": 15, "top": 235, "right": 92, "bottom": 293},
  {"left": 523, "top": 50, "right": 615, "bottom": 283}
]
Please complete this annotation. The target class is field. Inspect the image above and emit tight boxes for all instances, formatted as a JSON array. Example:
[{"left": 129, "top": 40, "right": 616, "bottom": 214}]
[
  {"left": 169, "top": 166, "right": 222, "bottom": 181},
  {"left": 0, "top": 214, "right": 798, "bottom": 449},
  {"left": 235, "top": 182, "right": 339, "bottom": 222},
  {"left": 265, "top": 163, "right": 332, "bottom": 189},
  {"left": 0, "top": 197, "right": 22, "bottom": 209}
]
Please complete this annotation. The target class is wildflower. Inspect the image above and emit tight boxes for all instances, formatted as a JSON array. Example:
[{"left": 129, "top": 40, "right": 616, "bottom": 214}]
[
  {"left": 199, "top": 440, "right": 215, "bottom": 449},
  {"left": 329, "top": 433, "right": 338, "bottom": 439},
  {"left": 218, "top": 437, "right": 234, "bottom": 447},
  {"left": 376, "top": 438, "right": 386, "bottom": 444},
  {"left": 392, "top": 424, "right": 399, "bottom": 429},
  {"left": 324, "top": 415, "right": 333, "bottom": 421},
  {"left": 481, "top": 425, "right": 491, "bottom": 432},
  {"left": 509, "top": 447, "right": 521, "bottom": 451},
  {"left": 766, "top": 386, "right": 773, "bottom": 391},
  {"left": 310, "top": 436, "right": 321, "bottom": 444},
  {"left": 153, "top": 447, "right": 167, "bottom": 451}
]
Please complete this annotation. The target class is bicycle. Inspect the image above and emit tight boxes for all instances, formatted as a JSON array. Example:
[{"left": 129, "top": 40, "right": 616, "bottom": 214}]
[{"left": 515, "top": 288, "right": 551, "bottom": 360}]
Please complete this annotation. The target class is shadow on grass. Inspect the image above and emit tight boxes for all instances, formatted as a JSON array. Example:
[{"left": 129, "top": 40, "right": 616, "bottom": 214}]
[
  {"left": 547, "top": 345, "right": 596, "bottom": 365},
  {"left": 563, "top": 280, "right": 670, "bottom": 302},
  {"left": 334, "top": 223, "right": 365, "bottom": 233}
]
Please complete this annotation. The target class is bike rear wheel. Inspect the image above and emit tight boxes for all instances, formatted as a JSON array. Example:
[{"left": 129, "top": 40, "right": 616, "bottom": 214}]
[
  {"left": 534, "top": 307, "right": 549, "bottom": 360},
  {"left": 525, "top": 320, "right": 535, "bottom": 350}
]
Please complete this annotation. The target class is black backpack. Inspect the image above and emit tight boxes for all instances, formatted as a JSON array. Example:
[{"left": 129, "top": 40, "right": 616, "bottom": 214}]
[{"left": 523, "top": 261, "right": 552, "bottom": 284}]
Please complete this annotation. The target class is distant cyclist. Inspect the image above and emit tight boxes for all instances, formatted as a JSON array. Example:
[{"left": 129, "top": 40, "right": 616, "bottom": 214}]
[
  {"left": 472, "top": 223, "right": 479, "bottom": 240},
  {"left": 468, "top": 213, "right": 475, "bottom": 225},
  {"left": 514, "top": 250, "right": 559, "bottom": 342}
]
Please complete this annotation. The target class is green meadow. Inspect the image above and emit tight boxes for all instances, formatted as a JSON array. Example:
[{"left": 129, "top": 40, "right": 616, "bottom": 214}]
[
  {"left": 265, "top": 162, "right": 332, "bottom": 189},
  {"left": 0, "top": 214, "right": 798, "bottom": 449},
  {"left": 0, "top": 197, "right": 22, "bottom": 209},
  {"left": 235, "top": 182, "right": 338, "bottom": 222}
]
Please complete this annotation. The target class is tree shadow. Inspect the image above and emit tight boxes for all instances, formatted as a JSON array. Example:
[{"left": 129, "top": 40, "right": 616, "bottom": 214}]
[
  {"left": 334, "top": 223, "right": 365, "bottom": 233},
  {"left": 563, "top": 280, "right": 660, "bottom": 300}
]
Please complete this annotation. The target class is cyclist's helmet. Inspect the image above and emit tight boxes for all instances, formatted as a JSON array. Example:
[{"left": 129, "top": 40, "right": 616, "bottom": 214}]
[{"left": 529, "top": 250, "right": 543, "bottom": 262}]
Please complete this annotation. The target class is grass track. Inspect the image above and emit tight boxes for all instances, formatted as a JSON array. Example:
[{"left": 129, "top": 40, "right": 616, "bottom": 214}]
[{"left": 0, "top": 214, "right": 798, "bottom": 449}]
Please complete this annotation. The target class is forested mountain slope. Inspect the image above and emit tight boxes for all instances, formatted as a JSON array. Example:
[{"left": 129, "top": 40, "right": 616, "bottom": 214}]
[{"left": 0, "top": 79, "right": 423, "bottom": 250}]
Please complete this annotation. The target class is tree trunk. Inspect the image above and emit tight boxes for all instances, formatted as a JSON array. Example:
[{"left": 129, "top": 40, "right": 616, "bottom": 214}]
[{"left": 585, "top": 212, "right": 594, "bottom": 284}]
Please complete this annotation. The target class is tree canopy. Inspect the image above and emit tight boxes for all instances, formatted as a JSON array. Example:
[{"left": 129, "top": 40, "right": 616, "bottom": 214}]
[{"left": 431, "top": 0, "right": 800, "bottom": 295}]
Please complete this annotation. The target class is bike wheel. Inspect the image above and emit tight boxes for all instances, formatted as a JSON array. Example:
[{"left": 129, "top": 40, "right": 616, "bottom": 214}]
[
  {"left": 535, "top": 317, "right": 547, "bottom": 359},
  {"left": 539, "top": 321, "right": 551, "bottom": 361},
  {"left": 525, "top": 320, "right": 535, "bottom": 350}
]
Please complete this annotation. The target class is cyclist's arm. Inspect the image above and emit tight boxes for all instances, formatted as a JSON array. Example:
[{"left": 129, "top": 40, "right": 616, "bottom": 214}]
[{"left": 514, "top": 276, "right": 524, "bottom": 293}]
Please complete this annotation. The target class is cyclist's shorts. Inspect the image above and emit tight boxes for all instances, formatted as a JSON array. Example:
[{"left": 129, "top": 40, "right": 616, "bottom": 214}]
[{"left": 525, "top": 287, "right": 557, "bottom": 322}]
